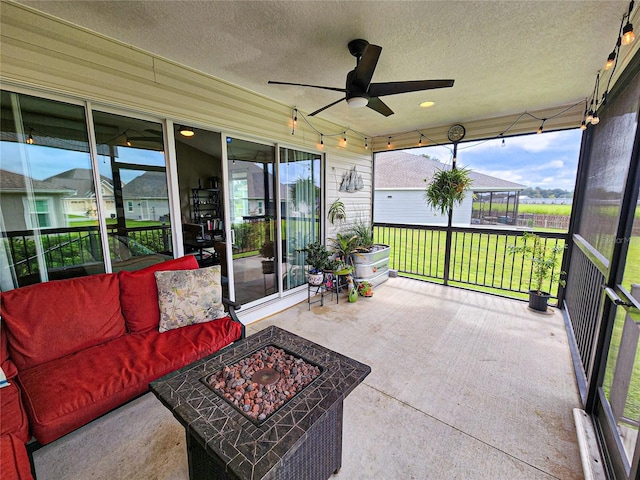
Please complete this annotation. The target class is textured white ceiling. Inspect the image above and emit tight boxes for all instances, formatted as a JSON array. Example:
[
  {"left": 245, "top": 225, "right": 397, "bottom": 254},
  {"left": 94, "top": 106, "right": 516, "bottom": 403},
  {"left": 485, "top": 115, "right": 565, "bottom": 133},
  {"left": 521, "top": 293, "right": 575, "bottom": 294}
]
[{"left": 18, "top": 0, "right": 630, "bottom": 137}]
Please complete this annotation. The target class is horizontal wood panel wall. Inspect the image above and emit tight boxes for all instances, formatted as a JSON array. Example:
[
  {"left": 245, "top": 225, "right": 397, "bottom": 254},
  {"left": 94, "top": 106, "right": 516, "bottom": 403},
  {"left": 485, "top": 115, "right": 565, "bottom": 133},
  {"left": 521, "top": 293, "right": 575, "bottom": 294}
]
[{"left": 0, "top": 2, "right": 373, "bottom": 242}]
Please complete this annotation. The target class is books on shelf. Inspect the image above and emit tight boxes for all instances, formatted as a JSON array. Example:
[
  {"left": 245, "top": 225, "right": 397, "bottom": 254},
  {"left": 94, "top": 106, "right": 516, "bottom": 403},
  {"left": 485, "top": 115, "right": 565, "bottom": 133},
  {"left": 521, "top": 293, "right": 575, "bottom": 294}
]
[{"left": 204, "top": 218, "right": 223, "bottom": 231}]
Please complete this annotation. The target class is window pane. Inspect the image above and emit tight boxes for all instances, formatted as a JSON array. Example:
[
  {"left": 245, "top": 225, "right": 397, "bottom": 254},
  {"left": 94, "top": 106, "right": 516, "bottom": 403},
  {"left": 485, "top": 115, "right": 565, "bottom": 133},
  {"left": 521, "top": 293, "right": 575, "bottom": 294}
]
[
  {"left": 280, "top": 147, "right": 322, "bottom": 291},
  {"left": 602, "top": 304, "right": 640, "bottom": 466},
  {"left": 622, "top": 187, "right": 640, "bottom": 293},
  {"left": 0, "top": 91, "right": 104, "bottom": 289},
  {"left": 92, "top": 111, "right": 173, "bottom": 271},
  {"left": 578, "top": 78, "right": 639, "bottom": 261},
  {"left": 226, "top": 138, "right": 277, "bottom": 304}
]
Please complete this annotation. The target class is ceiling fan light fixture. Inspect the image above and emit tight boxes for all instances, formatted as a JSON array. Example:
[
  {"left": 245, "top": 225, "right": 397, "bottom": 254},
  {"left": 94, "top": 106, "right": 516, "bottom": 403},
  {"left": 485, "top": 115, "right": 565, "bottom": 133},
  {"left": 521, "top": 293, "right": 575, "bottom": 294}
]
[
  {"left": 346, "top": 96, "right": 369, "bottom": 108},
  {"left": 179, "top": 126, "right": 195, "bottom": 137}
]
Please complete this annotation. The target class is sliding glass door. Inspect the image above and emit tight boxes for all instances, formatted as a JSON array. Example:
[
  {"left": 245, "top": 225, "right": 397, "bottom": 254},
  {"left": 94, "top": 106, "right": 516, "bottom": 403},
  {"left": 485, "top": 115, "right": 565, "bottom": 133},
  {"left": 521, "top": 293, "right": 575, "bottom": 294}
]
[
  {"left": 0, "top": 91, "right": 100, "bottom": 289},
  {"left": 226, "top": 138, "right": 278, "bottom": 305},
  {"left": 224, "top": 139, "right": 323, "bottom": 305},
  {"left": 91, "top": 111, "right": 172, "bottom": 271},
  {"left": 279, "top": 147, "right": 322, "bottom": 290},
  {"left": 0, "top": 91, "right": 174, "bottom": 291}
]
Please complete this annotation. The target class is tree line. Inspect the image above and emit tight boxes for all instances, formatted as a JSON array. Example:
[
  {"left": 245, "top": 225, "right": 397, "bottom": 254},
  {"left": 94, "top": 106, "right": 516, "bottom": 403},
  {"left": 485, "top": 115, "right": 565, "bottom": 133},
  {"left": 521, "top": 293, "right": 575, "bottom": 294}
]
[{"left": 521, "top": 187, "right": 573, "bottom": 199}]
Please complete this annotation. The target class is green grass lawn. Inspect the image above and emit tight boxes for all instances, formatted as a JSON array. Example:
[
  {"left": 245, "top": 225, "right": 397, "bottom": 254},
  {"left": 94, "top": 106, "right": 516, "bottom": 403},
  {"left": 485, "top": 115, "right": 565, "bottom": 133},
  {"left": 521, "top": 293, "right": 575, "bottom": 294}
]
[
  {"left": 518, "top": 203, "right": 572, "bottom": 216},
  {"left": 603, "top": 307, "right": 640, "bottom": 426},
  {"left": 376, "top": 226, "right": 566, "bottom": 301}
]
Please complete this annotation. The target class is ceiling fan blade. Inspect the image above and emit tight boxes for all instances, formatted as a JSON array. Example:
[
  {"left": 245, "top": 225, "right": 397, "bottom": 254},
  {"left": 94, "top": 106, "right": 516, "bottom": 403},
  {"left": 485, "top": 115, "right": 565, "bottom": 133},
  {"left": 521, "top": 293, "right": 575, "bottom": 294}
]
[
  {"left": 367, "top": 97, "right": 394, "bottom": 117},
  {"left": 369, "top": 79, "right": 455, "bottom": 97},
  {"left": 268, "top": 80, "right": 347, "bottom": 93},
  {"left": 352, "top": 44, "right": 382, "bottom": 91},
  {"left": 309, "top": 98, "right": 346, "bottom": 116}
]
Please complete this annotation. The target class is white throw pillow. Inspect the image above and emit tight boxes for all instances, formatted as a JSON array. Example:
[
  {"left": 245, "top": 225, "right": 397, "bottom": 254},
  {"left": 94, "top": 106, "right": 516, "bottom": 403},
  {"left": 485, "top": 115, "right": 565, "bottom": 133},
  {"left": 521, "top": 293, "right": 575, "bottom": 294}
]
[{"left": 155, "top": 265, "right": 225, "bottom": 332}]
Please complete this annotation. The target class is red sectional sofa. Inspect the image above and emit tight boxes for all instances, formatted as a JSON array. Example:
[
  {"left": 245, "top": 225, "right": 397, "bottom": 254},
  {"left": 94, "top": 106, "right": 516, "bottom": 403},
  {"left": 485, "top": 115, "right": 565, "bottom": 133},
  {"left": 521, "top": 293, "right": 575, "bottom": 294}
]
[{"left": 0, "top": 255, "right": 244, "bottom": 479}]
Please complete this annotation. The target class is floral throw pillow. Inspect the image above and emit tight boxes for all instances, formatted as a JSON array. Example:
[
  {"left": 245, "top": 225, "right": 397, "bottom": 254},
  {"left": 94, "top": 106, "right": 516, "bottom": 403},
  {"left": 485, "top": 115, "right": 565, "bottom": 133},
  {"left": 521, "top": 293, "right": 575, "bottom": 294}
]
[{"left": 155, "top": 266, "right": 225, "bottom": 332}]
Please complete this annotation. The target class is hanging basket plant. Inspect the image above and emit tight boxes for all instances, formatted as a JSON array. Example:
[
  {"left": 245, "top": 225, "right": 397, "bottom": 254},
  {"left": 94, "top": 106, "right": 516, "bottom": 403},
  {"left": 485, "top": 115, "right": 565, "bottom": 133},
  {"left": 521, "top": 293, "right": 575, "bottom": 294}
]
[{"left": 424, "top": 167, "right": 473, "bottom": 215}]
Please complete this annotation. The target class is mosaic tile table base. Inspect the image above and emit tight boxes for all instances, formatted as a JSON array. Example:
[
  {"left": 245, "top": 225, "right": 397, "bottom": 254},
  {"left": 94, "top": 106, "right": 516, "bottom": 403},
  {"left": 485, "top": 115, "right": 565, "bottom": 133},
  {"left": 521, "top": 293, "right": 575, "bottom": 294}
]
[{"left": 150, "top": 326, "right": 371, "bottom": 480}]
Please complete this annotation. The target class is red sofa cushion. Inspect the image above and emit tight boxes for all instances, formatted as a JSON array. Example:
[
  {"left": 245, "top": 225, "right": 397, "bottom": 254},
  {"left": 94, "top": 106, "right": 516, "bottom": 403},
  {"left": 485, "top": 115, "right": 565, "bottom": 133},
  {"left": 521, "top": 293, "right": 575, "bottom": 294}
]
[
  {"left": 0, "top": 433, "right": 34, "bottom": 480},
  {"left": 0, "top": 383, "right": 30, "bottom": 442},
  {"left": 1, "top": 275, "right": 126, "bottom": 371},
  {"left": 18, "top": 315, "right": 241, "bottom": 445},
  {"left": 1, "top": 321, "right": 17, "bottom": 380},
  {"left": 118, "top": 255, "right": 199, "bottom": 333}
]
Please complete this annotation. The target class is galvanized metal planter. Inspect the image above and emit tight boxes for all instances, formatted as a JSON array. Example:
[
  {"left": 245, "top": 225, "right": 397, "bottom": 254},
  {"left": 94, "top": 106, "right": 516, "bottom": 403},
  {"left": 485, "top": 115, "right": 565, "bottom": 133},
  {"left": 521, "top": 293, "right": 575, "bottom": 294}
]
[{"left": 351, "top": 244, "right": 390, "bottom": 286}]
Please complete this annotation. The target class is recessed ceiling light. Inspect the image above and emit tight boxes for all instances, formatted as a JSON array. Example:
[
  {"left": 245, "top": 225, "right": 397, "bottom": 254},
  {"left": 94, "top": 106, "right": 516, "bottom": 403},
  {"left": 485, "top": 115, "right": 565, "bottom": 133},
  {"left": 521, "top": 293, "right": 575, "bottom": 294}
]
[
  {"left": 420, "top": 101, "right": 435, "bottom": 108},
  {"left": 178, "top": 126, "right": 195, "bottom": 137}
]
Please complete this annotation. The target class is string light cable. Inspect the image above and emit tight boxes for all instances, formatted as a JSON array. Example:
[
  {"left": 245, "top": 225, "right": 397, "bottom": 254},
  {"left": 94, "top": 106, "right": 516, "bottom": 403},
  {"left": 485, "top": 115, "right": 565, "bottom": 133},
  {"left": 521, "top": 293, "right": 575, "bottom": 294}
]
[{"left": 291, "top": 98, "right": 584, "bottom": 154}]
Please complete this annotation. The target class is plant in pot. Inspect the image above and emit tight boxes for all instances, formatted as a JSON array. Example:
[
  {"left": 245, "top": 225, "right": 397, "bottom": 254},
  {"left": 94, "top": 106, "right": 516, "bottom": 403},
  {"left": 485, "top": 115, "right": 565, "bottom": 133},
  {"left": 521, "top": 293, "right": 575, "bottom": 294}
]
[
  {"left": 330, "top": 232, "right": 362, "bottom": 271},
  {"left": 508, "top": 232, "right": 566, "bottom": 312},
  {"left": 259, "top": 241, "right": 275, "bottom": 274},
  {"left": 348, "top": 219, "right": 374, "bottom": 252},
  {"left": 298, "top": 241, "right": 330, "bottom": 285},
  {"left": 327, "top": 198, "right": 346, "bottom": 225},
  {"left": 424, "top": 166, "right": 473, "bottom": 215},
  {"left": 343, "top": 219, "right": 391, "bottom": 285}
]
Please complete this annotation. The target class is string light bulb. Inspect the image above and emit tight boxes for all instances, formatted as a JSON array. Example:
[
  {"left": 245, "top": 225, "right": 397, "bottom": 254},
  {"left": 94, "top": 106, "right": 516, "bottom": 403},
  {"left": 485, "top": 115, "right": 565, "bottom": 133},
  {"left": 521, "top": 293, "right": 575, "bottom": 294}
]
[
  {"left": 622, "top": 21, "right": 635, "bottom": 45},
  {"left": 622, "top": 0, "right": 635, "bottom": 45},
  {"left": 591, "top": 112, "right": 600, "bottom": 125},
  {"left": 343, "top": 132, "right": 347, "bottom": 145},
  {"left": 586, "top": 110, "right": 594, "bottom": 123},
  {"left": 418, "top": 134, "right": 423, "bottom": 147},
  {"left": 537, "top": 119, "right": 546, "bottom": 134},
  {"left": 580, "top": 120, "right": 587, "bottom": 130},
  {"left": 320, "top": 134, "right": 324, "bottom": 146},
  {"left": 604, "top": 50, "right": 616, "bottom": 70},
  {"left": 26, "top": 128, "right": 34, "bottom": 145},
  {"left": 125, "top": 135, "right": 132, "bottom": 147},
  {"left": 364, "top": 138, "right": 368, "bottom": 149},
  {"left": 387, "top": 137, "right": 391, "bottom": 148}
]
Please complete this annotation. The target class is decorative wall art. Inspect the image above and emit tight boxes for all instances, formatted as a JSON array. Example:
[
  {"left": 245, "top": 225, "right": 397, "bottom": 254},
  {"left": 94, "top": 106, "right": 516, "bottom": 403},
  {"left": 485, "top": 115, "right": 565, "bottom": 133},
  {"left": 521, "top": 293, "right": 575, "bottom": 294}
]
[{"left": 339, "top": 166, "right": 364, "bottom": 193}]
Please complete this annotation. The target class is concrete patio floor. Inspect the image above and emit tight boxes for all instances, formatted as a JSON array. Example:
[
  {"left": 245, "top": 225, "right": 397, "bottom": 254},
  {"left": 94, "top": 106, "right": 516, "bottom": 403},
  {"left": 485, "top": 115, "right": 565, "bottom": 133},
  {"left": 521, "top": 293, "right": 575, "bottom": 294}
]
[{"left": 247, "top": 276, "right": 584, "bottom": 479}]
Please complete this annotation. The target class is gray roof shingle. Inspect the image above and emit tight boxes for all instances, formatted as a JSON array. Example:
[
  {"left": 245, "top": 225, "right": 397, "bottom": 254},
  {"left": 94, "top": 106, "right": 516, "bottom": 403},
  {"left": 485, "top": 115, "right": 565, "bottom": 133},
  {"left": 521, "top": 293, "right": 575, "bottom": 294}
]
[
  {"left": 0, "top": 169, "right": 75, "bottom": 193},
  {"left": 375, "top": 151, "right": 525, "bottom": 191}
]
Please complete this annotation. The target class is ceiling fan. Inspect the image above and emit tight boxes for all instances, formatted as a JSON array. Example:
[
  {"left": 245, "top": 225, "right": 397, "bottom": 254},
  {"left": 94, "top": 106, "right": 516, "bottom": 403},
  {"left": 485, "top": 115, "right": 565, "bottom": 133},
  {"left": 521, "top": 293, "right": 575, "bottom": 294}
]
[{"left": 268, "top": 39, "right": 454, "bottom": 117}]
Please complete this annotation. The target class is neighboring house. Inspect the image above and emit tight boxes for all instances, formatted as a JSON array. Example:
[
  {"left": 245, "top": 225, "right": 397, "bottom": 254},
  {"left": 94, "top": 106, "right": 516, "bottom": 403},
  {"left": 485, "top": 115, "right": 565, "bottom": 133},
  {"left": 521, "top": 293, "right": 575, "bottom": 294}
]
[
  {"left": 229, "top": 162, "right": 290, "bottom": 222},
  {"left": 121, "top": 171, "right": 170, "bottom": 222},
  {"left": 45, "top": 168, "right": 116, "bottom": 220},
  {"left": 0, "top": 169, "right": 74, "bottom": 231},
  {"left": 374, "top": 151, "right": 526, "bottom": 226}
]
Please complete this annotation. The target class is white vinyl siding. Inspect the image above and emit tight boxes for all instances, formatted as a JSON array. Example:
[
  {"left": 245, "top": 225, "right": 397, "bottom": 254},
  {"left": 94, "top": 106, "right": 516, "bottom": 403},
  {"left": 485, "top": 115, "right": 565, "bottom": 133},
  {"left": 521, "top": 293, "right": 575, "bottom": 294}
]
[
  {"left": 374, "top": 189, "right": 473, "bottom": 226},
  {"left": 1, "top": 3, "right": 372, "bottom": 245}
]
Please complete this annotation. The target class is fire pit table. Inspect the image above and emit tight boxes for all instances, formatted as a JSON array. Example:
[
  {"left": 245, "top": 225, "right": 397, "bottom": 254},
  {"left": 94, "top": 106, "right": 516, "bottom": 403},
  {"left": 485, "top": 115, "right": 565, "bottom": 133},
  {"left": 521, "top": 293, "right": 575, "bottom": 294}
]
[{"left": 150, "top": 325, "right": 371, "bottom": 480}]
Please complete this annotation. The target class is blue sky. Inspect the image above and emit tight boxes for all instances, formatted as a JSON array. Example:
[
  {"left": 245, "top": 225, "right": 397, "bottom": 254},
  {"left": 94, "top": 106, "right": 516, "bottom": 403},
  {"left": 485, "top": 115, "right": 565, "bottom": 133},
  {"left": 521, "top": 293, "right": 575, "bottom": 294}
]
[
  {"left": 404, "top": 129, "right": 583, "bottom": 191},
  {"left": 2, "top": 128, "right": 583, "bottom": 191},
  {"left": 0, "top": 142, "right": 164, "bottom": 183}
]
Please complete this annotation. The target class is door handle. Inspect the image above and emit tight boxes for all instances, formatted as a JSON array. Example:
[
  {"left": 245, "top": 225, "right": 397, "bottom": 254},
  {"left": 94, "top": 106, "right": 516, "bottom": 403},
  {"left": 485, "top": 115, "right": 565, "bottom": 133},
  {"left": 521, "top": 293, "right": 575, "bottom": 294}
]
[{"left": 603, "top": 286, "right": 634, "bottom": 307}]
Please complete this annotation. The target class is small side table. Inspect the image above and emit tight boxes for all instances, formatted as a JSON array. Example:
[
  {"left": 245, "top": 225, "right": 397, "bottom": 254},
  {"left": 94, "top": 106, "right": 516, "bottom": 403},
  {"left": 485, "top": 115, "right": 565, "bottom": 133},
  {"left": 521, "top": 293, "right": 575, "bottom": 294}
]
[
  {"left": 324, "top": 267, "right": 353, "bottom": 304},
  {"left": 307, "top": 282, "right": 327, "bottom": 309}
]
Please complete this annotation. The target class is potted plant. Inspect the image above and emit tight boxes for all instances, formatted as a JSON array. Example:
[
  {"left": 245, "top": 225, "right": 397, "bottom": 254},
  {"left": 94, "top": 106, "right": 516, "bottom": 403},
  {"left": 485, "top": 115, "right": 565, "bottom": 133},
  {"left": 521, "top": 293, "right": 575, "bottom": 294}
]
[
  {"left": 330, "top": 232, "right": 362, "bottom": 269},
  {"left": 508, "top": 232, "right": 566, "bottom": 312},
  {"left": 344, "top": 219, "right": 391, "bottom": 286},
  {"left": 327, "top": 198, "right": 346, "bottom": 224},
  {"left": 259, "top": 241, "right": 275, "bottom": 274},
  {"left": 424, "top": 166, "right": 473, "bottom": 215},
  {"left": 357, "top": 281, "right": 373, "bottom": 297},
  {"left": 298, "top": 241, "right": 330, "bottom": 285}
]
